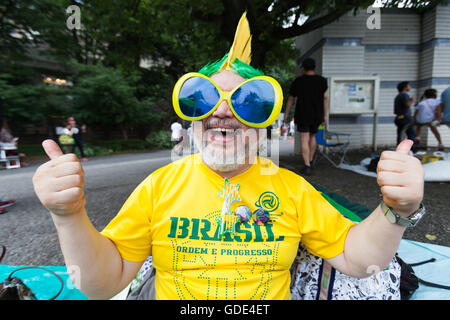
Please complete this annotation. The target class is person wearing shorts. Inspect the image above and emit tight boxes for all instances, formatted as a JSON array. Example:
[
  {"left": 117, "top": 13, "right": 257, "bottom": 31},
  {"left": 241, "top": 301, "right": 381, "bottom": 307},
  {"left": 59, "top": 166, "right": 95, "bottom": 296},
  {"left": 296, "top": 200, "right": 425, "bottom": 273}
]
[
  {"left": 414, "top": 88, "right": 444, "bottom": 151},
  {"left": 394, "top": 82, "right": 417, "bottom": 153},
  {"left": 297, "top": 123, "right": 320, "bottom": 135},
  {"left": 284, "top": 58, "right": 329, "bottom": 175}
]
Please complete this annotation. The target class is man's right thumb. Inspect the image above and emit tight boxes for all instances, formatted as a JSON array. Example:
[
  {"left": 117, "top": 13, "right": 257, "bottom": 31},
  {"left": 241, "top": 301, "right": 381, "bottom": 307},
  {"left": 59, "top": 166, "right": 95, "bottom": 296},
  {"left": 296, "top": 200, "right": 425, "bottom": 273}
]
[{"left": 42, "top": 139, "right": 64, "bottom": 160}]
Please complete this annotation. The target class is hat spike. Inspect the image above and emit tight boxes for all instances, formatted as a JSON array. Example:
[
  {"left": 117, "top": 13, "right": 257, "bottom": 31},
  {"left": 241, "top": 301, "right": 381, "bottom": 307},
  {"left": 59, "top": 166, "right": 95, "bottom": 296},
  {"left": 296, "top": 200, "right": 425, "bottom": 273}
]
[{"left": 219, "top": 11, "right": 252, "bottom": 71}]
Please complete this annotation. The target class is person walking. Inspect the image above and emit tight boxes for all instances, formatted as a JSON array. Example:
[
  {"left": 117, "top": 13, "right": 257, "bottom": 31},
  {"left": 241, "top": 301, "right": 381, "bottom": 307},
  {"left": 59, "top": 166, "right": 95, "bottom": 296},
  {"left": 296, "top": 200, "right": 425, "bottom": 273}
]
[
  {"left": 170, "top": 120, "right": 182, "bottom": 146},
  {"left": 67, "top": 117, "right": 87, "bottom": 161},
  {"left": 60, "top": 122, "right": 76, "bottom": 154},
  {"left": 414, "top": 88, "right": 444, "bottom": 151},
  {"left": 289, "top": 118, "right": 295, "bottom": 137},
  {"left": 284, "top": 58, "right": 329, "bottom": 175},
  {"left": 170, "top": 119, "right": 183, "bottom": 155},
  {"left": 394, "top": 82, "right": 417, "bottom": 153}
]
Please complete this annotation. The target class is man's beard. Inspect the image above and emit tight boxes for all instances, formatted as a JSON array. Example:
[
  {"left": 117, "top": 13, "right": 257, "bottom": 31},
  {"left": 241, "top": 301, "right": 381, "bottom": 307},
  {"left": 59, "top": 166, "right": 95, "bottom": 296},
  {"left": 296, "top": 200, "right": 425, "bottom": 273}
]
[{"left": 193, "top": 120, "right": 264, "bottom": 172}]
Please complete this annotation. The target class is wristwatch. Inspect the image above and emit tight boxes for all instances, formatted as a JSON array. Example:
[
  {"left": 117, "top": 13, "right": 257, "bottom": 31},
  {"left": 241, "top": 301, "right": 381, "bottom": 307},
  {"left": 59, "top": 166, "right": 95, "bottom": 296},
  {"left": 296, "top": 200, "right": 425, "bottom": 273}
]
[{"left": 380, "top": 201, "right": 426, "bottom": 228}]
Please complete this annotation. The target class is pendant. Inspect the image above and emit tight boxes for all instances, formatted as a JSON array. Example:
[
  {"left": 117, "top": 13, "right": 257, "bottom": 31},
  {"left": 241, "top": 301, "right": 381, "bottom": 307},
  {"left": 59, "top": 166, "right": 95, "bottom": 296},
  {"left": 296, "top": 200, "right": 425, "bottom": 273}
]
[{"left": 253, "top": 208, "right": 270, "bottom": 226}]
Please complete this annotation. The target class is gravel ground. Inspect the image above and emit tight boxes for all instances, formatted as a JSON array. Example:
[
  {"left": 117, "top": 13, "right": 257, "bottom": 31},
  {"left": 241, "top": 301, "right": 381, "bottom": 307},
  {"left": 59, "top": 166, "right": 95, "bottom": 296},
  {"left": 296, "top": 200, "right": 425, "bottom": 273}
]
[{"left": 279, "top": 147, "right": 450, "bottom": 247}]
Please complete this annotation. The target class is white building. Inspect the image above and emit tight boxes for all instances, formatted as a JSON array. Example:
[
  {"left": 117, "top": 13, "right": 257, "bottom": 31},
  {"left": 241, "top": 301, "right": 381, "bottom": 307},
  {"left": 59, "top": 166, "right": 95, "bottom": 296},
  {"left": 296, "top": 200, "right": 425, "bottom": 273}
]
[{"left": 294, "top": 4, "right": 450, "bottom": 150}]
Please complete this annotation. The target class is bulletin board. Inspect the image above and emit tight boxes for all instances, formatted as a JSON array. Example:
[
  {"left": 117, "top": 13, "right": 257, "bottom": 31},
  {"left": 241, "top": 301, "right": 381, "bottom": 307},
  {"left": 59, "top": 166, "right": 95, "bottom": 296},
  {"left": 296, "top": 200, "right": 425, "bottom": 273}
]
[
  {"left": 329, "top": 76, "right": 379, "bottom": 115},
  {"left": 328, "top": 76, "right": 380, "bottom": 151}
]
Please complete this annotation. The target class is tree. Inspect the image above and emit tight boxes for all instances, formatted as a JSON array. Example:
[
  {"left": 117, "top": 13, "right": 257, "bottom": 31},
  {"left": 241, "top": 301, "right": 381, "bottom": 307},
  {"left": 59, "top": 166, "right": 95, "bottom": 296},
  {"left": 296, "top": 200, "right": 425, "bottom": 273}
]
[
  {"left": 0, "top": 71, "right": 71, "bottom": 136},
  {"left": 1, "top": 0, "right": 443, "bottom": 138},
  {"left": 69, "top": 63, "right": 164, "bottom": 140},
  {"left": 189, "top": 0, "right": 446, "bottom": 67}
]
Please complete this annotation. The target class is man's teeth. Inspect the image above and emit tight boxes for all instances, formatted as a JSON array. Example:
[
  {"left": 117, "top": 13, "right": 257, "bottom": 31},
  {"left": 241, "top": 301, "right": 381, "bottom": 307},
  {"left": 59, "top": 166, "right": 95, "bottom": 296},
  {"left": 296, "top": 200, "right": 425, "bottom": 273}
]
[{"left": 211, "top": 128, "right": 236, "bottom": 133}]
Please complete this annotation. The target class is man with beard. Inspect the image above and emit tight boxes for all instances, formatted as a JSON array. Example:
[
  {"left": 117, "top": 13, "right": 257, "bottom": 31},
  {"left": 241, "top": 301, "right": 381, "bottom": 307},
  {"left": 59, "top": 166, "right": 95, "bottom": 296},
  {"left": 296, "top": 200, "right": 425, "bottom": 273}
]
[{"left": 32, "top": 13, "right": 426, "bottom": 300}]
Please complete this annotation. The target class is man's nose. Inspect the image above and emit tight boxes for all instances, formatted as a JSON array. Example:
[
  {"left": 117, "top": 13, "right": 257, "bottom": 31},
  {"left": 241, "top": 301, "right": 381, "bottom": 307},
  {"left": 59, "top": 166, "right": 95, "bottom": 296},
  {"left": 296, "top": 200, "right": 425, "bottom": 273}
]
[{"left": 211, "top": 99, "right": 234, "bottom": 118}]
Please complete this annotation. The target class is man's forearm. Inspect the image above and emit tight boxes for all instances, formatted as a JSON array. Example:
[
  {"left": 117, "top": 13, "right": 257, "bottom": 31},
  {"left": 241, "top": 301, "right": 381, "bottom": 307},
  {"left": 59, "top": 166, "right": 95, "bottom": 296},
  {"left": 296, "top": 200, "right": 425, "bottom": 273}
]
[
  {"left": 328, "top": 140, "right": 423, "bottom": 278},
  {"left": 51, "top": 209, "right": 128, "bottom": 299},
  {"left": 337, "top": 205, "right": 405, "bottom": 278}
]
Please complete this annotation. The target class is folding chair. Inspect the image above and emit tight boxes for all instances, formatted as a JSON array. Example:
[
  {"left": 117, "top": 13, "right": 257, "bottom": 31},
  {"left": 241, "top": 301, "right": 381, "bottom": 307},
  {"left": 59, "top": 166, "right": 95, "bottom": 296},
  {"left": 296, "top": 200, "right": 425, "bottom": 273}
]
[{"left": 312, "top": 125, "right": 351, "bottom": 168}]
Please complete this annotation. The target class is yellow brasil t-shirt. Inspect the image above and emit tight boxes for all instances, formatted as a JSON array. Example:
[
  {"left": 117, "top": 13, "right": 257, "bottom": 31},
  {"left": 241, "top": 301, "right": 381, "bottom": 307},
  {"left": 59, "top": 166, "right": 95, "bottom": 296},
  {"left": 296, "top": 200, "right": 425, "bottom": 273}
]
[{"left": 100, "top": 154, "right": 355, "bottom": 300}]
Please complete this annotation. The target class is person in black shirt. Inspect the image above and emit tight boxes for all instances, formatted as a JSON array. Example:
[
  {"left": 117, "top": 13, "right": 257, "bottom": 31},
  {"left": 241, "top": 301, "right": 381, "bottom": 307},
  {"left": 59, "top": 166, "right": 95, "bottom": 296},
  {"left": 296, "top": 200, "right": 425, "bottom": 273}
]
[
  {"left": 394, "top": 82, "right": 417, "bottom": 153},
  {"left": 284, "top": 58, "right": 329, "bottom": 175}
]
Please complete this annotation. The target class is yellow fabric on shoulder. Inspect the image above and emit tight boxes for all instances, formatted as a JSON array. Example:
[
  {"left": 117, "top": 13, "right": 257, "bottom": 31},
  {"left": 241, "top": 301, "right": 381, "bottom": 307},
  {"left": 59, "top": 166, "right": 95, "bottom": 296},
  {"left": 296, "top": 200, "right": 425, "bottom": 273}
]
[{"left": 100, "top": 153, "right": 355, "bottom": 300}]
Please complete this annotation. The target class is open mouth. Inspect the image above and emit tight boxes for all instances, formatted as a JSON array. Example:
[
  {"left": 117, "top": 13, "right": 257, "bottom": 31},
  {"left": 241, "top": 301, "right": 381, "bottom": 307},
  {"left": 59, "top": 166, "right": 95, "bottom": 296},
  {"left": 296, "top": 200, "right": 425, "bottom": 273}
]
[
  {"left": 208, "top": 127, "right": 240, "bottom": 143},
  {"left": 211, "top": 127, "right": 237, "bottom": 135}
]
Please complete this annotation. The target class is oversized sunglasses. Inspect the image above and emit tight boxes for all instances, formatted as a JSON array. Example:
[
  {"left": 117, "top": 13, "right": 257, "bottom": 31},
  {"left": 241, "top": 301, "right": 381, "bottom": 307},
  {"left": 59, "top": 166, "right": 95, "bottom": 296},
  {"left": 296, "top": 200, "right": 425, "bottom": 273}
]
[{"left": 172, "top": 72, "right": 283, "bottom": 128}]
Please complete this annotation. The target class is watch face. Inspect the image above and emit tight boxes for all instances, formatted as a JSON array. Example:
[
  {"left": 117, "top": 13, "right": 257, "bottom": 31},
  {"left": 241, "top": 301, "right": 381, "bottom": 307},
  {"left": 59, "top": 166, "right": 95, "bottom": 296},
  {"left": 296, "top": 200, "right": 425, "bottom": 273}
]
[{"left": 409, "top": 205, "right": 426, "bottom": 226}]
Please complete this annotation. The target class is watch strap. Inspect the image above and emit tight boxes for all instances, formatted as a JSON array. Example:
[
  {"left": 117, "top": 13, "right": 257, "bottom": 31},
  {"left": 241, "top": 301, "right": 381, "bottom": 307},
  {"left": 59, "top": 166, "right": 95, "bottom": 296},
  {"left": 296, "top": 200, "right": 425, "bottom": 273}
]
[{"left": 380, "top": 201, "right": 420, "bottom": 227}]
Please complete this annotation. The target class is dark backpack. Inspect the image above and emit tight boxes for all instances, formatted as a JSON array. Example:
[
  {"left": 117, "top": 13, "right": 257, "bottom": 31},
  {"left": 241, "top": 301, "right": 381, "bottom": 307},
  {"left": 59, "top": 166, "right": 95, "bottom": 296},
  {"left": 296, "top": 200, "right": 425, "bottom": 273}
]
[
  {"left": 396, "top": 254, "right": 450, "bottom": 300},
  {"left": 367, "top": 156, "right": 380, "bottom": 172}
]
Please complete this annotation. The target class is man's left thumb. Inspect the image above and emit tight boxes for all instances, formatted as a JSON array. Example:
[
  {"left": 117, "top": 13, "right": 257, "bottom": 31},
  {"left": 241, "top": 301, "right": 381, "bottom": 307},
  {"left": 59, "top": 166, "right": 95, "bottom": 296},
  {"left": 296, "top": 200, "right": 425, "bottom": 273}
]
[{"left": 396, "top": 139, "right": 413, "bottom": 155}]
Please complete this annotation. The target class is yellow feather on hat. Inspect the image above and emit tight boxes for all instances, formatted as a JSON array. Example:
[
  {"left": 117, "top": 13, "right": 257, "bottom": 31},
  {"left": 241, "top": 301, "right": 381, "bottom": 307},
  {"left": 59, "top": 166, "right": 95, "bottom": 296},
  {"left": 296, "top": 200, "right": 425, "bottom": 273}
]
[{"left": 219, "top": 11, "right": 252, "bottom": 71}]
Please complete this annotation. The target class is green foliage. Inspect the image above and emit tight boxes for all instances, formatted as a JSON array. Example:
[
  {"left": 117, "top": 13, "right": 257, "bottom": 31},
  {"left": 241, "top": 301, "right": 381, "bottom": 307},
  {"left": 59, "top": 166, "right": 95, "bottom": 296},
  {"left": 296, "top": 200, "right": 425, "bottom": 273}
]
[
  {"left": 145, "top": 130, "right": 173, "bottom": 150},
  {"left": 76, "top": 132, "right": 172, "bottom": 157},
  {"left": 17, "top": 144, "right": 46, "bottom": 156},
  {"left": 0, "top": 0, "right": 68, "bottom": 60},
  {"left": 68, "top": 63, "right": 164, "bottom": 139},
  {"left": 89, "top": 139, "right": 149, "bottom": 152},
  {"left": 81, "top": 145, "right": 113, "bottom": 158},
  {"left": 0, "top": 72, "right": 71, "bottom": 134},
  {"left": 1, "top": 0, "right": 444, "bottom": 139}
]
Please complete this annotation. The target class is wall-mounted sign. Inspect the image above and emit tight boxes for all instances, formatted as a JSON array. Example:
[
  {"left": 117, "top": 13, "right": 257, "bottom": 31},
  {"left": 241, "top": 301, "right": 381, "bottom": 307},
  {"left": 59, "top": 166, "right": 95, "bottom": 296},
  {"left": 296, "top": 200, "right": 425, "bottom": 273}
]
[{"left": 329, "top": 76, "right": 379, "bottom": 115}]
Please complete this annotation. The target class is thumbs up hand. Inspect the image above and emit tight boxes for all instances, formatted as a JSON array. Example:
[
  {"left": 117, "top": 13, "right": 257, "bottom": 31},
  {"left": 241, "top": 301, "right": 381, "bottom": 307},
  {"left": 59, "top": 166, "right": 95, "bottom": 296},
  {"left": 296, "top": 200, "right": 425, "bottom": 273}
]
[
  {"left": 33, "top": 139, "right": 86, "bottom": 217},
  {"left": 377, "top": 140, "right": 424, "bottom": 217}
]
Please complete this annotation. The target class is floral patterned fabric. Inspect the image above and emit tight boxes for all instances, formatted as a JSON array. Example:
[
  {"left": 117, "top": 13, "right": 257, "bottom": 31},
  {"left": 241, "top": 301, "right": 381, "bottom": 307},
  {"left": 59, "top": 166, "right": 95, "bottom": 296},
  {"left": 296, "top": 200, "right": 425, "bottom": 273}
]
[
  {"left": 290, "top": 243, "right": 401, "bottom": 300},
  {"left": 0, "top": 277, "right": 38, "bottom": 300}
]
